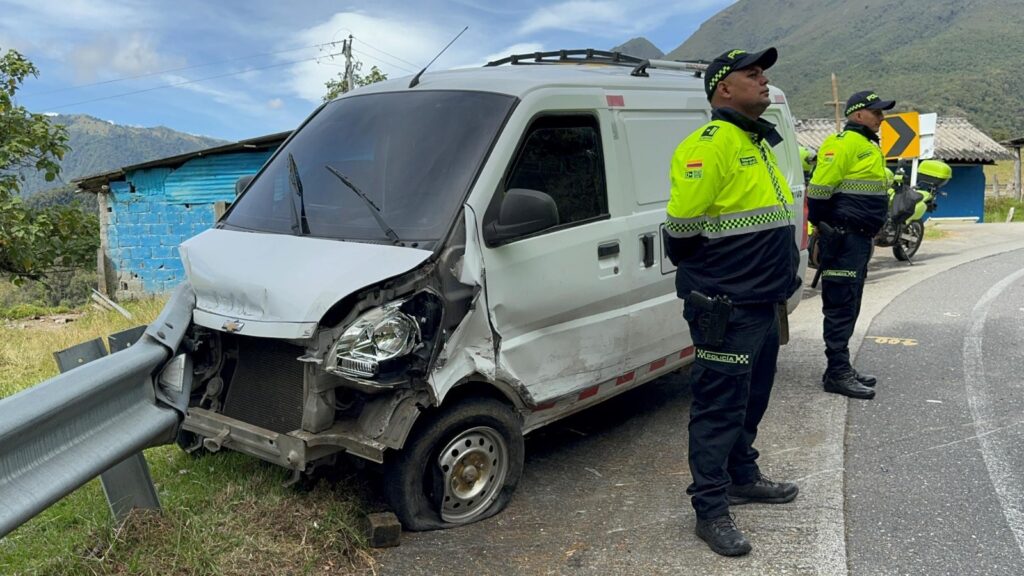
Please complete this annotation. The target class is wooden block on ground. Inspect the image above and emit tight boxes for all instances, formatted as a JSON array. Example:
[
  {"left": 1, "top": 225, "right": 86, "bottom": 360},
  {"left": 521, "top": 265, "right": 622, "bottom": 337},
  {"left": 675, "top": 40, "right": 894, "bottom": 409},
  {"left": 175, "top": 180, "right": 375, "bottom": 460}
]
[{"left": 362, "top": 512, "right": 401, "bottom": 548}]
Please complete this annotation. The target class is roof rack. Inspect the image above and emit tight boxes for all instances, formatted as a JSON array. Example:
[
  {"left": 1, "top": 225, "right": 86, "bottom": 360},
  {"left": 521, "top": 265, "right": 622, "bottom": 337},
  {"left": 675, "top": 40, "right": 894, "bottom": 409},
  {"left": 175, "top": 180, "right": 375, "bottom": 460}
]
[
  {"left": 483, "top": 49, "right": 711, "bottom": 80},
  {"left": 484, "top": 49, "right": 645, "bottom": 68},
  {"left": 630, "top": 59, "right": 709, "bottom": 78}
]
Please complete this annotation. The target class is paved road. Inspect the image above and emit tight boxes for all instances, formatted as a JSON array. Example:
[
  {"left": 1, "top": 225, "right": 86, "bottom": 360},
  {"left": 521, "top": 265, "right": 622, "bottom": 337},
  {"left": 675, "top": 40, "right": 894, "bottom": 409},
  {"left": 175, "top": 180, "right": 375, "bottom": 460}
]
[
  {"left": 375, "top": 223, "right": 1024, "bottom": 575},
  {"left": 848, "top": 248, "right": 1024, "bottom": 575}
]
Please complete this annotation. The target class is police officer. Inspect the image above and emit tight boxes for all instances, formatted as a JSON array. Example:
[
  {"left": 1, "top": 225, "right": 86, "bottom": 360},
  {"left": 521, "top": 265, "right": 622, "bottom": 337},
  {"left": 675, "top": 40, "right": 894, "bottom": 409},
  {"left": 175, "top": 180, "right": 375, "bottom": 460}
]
[
  {"left": 664, "top": 47, "right": 801, "bottom": 557},
  {"left": 807, "top": 91, "right": 895, "bottom": 400},
  {"left": 800, "top": 145, "right": 817, "bottom": 185}
]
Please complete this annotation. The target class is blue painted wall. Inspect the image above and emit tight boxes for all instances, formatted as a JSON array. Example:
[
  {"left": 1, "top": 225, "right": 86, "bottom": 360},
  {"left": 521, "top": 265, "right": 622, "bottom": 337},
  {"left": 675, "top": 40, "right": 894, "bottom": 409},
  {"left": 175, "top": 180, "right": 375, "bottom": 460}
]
[
  {"left": 105, "top": 149, "right": 276, "bottom": 296},
  {"left": 927, "top": 164, "right": 986, "bottom": 222}
]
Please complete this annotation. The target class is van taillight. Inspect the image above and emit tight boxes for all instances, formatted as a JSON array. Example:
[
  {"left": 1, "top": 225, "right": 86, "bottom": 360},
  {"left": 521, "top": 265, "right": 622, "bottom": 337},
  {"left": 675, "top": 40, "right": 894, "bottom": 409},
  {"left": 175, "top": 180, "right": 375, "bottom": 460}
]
[{"left": 800, "top": 195, "right": 809, "bottom": 250}]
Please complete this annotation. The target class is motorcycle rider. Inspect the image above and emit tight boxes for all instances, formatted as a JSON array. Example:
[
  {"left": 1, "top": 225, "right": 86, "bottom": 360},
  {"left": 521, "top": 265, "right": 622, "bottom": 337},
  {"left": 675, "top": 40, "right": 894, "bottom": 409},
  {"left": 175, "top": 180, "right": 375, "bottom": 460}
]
[{"left": 807, "top": 90, "right": 895, "bottom": 400}]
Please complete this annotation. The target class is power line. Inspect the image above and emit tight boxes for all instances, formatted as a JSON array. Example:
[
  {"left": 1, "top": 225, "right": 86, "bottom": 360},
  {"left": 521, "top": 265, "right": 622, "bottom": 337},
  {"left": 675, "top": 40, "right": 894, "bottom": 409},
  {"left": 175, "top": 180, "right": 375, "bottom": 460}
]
[
  {"left": 349, "top": 46, "right": 419, "bottom": 74},
  {"left": 25, "top": 41, "right": 345, "bottom": 97},
  {"left": 351, "top": 36, "right": 421, "bottom": 69},
  {"left": 45, "top": 50, "right": 344, "bottom": 111}
]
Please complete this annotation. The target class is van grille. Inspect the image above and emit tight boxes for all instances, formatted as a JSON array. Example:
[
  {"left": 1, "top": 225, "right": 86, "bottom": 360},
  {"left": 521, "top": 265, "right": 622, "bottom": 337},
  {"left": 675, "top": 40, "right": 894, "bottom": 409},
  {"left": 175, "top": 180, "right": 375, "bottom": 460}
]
[{"left": 222, "top": 337, "right": 304, "bottom": 434}]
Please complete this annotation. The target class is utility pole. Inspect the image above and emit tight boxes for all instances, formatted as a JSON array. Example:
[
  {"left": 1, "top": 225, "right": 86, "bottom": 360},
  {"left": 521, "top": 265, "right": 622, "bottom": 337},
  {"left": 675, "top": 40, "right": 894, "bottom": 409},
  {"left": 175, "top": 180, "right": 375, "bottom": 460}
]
[
  {"left": 824, "top": 73, "right": 843, "bottom": 133},
  {"left": 343, "top": 35, "right": 355, "bottom": 93}
]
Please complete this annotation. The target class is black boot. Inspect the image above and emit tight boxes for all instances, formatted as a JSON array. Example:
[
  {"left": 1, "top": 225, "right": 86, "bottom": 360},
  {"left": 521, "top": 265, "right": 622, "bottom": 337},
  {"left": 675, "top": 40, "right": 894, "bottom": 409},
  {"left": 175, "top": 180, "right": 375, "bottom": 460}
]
[
  {"left": 822, "top": 369, "right": 877, "bottom": 388},
  {"left": 695, "top": 514, "right": 752, "bottom": 557},
  {"left": 728, "top": 472, "right": 799, "bottom": 505},
  {"left": 823, "top": 371, "right": 875, "bottom": 399},
  {"left": 853, "top": 369, "right": 877, "bottom": 387}
]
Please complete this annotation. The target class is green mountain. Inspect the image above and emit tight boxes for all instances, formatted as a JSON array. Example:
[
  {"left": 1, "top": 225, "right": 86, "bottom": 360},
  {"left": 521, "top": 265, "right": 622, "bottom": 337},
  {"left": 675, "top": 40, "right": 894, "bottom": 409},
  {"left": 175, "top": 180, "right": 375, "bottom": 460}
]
[
  {"left": 19, "top": 114, "right": 226, "bottom": 197},
  {"left": 666, "top": 0, "right": 1023, "bottom": 140},
  {"left": 611, "top": 37, "right": 664, "bottom": 60}
]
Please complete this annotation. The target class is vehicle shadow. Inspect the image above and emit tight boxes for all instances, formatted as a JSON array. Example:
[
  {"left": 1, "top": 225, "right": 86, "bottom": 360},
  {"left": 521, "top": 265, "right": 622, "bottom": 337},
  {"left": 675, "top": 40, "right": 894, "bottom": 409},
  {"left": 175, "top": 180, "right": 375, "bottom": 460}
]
[{"left": 524, "top": 369, "right": 692, "bottom": 462}]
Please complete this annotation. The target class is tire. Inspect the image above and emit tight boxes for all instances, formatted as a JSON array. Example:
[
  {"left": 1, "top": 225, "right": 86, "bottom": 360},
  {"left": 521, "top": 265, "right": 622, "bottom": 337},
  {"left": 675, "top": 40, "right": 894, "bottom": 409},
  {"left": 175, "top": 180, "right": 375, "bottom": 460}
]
[
  {"left": 384, "top": 397, "right": 524, "bottom": 531},
  {"left": 893, "top": 220, "right": 924, "bottom": 261}
]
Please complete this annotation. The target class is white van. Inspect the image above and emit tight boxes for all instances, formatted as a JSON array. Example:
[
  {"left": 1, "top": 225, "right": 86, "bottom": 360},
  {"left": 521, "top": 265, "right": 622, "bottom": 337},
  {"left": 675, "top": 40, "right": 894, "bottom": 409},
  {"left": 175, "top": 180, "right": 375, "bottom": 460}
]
[{"left": 173, "top": 50, "right": 808, "bottom": 530}]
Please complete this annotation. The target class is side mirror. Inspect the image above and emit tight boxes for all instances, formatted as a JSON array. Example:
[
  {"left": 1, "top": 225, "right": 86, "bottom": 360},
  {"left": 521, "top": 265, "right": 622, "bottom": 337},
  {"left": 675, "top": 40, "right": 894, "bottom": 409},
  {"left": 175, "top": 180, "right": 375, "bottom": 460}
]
[
  {"left": 483, "top": 188, "right": 559, "bottom": 245},
  {"left": 235, "top": 174, "right": 255, "bottom": 197}
]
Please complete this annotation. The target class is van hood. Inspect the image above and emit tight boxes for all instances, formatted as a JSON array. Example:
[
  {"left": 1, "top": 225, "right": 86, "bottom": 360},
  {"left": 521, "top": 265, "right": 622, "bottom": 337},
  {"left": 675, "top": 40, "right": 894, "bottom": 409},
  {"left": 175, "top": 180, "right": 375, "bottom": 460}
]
[{"left": 179, "top": 229, "right": 432, "bottom": 339}]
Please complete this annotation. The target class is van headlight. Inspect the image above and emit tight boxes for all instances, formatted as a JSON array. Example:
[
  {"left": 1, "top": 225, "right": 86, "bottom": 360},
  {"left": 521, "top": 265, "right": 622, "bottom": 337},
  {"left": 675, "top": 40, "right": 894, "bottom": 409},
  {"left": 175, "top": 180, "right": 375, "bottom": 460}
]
[{"left": 325, "top": 302, "right": 421, "bottom": 378}]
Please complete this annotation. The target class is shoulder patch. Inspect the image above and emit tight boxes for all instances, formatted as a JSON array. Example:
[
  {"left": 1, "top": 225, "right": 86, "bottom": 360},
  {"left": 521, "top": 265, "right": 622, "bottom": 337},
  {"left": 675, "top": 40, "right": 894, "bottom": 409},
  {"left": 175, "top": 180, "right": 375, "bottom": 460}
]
[
  {"left": 822, "top": 150, "right": 836, "bottom": 164},
  {"left": 684, "top": 159, "right": 703, "bottom": 179},
  {"left": 739, "top": 156, "right": 757, "bottom": 166},
  {"left": 700, "top": 125, "right": 719, "bottom": 141}
]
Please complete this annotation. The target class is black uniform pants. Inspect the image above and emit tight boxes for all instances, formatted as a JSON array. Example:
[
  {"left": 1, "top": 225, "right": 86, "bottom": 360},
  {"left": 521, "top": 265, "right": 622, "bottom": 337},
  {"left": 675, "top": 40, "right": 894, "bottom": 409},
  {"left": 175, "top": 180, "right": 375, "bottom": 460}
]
[
  {"left": 684, "top": 301, "right": 780, "bottom": 520},
  {"left": 820, "top": 232, "right": 873, "bottom": 375}
]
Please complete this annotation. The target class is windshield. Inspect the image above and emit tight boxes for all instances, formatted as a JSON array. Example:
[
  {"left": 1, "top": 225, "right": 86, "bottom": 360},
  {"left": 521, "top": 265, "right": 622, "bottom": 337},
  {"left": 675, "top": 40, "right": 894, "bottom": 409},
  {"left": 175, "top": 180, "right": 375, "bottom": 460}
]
[{"left": 223, "top": 90, "right": 516, "bottom": 245}]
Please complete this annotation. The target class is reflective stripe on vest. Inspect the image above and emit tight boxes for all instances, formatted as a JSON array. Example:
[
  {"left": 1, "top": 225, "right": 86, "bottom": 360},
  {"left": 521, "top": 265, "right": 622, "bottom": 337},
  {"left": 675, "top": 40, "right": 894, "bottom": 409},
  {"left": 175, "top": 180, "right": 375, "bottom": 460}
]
[
  {"left": 807, "top": 178, "right": 886, "bottom": 199},
  {"left": 665, "top": 203, "right": 794, "bottom": 239},
  {"left": 807, "top": 183, "right": 833, "bottom": 199},
  {"left": 835, "top": 178, "right": 887, "bottom": 196}
]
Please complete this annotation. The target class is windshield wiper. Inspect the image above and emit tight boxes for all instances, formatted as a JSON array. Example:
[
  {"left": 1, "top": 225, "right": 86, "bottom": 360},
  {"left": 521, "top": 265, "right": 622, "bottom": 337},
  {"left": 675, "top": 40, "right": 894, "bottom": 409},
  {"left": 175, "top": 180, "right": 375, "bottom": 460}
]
[
  {"left": 324, "top": 164, "right": 402, "bottom": 245},
  {"left": 287, "top": 153, "right": 311, "bottom": 236}
]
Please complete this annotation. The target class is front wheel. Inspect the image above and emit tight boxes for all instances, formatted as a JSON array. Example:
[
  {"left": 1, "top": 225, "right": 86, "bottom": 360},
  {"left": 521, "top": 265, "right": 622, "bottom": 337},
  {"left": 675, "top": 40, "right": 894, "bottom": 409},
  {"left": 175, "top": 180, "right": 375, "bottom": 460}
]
[
  {"left": 893, "top": 220, "right": 925, "bottom": 261},
  {"left": 384, "top": 398, "right": 524, "bottom": 531}
]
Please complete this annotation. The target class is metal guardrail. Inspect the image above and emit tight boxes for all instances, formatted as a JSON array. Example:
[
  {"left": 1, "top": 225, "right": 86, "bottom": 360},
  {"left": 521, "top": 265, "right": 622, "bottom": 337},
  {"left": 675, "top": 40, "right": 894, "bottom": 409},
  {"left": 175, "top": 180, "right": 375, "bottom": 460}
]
[{"left": 0, "top": 284, "right": 195, "bottom": 538}]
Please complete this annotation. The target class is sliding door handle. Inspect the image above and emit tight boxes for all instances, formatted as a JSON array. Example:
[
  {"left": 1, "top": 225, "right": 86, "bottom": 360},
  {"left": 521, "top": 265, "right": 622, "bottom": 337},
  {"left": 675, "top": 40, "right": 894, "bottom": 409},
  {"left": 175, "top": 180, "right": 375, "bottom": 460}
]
[{"left": 598, "top": 241, "right": 619, "bottom": 258}]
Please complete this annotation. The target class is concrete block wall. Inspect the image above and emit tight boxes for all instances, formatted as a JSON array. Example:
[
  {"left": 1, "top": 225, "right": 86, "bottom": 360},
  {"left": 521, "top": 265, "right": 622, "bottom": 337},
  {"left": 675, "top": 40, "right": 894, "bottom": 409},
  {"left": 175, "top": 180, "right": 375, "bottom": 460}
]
[
  {"left": 105, "top": 176, "right": 222, "bottom": 299},
  {"left": 99, "top": 149, "right": 278, "bottom": 300}
]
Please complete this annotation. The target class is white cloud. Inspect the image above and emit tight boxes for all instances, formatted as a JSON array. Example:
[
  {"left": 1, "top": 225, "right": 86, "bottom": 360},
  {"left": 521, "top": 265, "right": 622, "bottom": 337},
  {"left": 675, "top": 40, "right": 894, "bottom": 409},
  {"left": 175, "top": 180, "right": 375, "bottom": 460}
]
[
  {"left": 286, "top": 11, "right": 456, "bottom": 103},
  {"left": 519, "top": 1, "right": 620, "bottom": 35},
  {"left": 267, "top": 98, "right": 284, "bottom": 109},
  {"left": 161, "top": 73, "right": 272, "bottom": 118},
  {"left": 69, "top": 33, "right": 184, "bottom": 83},
  {"left": 0, "top": 0, "right": 146, "bottom": 33}
]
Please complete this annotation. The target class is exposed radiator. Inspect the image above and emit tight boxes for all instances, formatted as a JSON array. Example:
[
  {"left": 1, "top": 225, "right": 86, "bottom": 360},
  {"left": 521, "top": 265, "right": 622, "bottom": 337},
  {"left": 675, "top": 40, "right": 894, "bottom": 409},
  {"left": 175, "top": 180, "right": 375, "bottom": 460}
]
[{"left": 222, "top": 337, "right": 304, "bottom": 434}]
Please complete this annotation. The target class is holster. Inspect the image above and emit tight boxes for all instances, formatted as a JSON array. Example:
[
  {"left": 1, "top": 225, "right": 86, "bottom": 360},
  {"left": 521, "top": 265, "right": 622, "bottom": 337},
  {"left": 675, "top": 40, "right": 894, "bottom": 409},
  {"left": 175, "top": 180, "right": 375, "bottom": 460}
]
[
  {"left": 685, "top": 291, "right": 732, "bottom": 348},
  {"left": 810, "top": 221, "right": 842, "bottom": 289}
]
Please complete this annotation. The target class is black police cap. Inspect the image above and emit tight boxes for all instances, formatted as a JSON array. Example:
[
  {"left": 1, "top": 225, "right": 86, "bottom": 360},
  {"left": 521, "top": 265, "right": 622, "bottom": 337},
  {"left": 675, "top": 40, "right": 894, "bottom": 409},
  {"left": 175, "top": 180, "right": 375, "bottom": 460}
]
[
  {"left": 703, "top": 47, "right": 778, "bottom": 100},
  {"left": 844, "top": 90, "right": 896, "bottom": 116}
]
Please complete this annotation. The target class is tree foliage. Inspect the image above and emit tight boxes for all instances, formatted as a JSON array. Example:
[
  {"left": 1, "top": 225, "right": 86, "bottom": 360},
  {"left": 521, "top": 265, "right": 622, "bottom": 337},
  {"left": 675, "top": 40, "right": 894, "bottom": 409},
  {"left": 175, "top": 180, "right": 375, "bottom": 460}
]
[
  {"left": 323, "top": 63, "right": 388, "bottom": 102},
  {"left": 0, "top": 49, "right": 98, "bottom": 282}
]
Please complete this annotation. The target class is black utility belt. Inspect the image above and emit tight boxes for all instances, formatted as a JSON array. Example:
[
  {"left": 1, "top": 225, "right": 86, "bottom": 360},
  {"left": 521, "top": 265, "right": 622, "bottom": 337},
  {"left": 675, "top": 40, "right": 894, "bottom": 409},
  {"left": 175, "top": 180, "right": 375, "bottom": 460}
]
[{"left": 830, "top": 223, "right": 875, "bottom": 237}]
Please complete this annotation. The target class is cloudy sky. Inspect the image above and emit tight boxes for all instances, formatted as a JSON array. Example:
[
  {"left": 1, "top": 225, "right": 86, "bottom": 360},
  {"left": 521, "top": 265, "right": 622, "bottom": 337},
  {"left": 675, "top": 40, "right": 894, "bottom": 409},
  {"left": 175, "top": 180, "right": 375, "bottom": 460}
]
[{"left": 1, "top": 0, "right": 735, "bottom": 141}]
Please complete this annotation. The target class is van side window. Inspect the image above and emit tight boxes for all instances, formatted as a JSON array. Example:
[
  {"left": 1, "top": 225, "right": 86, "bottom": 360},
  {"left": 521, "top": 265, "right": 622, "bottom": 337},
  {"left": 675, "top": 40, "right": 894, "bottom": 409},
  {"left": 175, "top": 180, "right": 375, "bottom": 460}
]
[{"left": 506, "top": 115, "right": 608, "bottom": 227}]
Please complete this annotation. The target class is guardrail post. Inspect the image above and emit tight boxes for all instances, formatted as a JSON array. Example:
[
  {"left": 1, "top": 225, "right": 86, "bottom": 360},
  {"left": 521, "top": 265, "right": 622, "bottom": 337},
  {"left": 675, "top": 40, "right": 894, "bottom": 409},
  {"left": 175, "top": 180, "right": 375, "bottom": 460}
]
[{"left": 53, "top": 328, "right": 161, "bottom": 523}]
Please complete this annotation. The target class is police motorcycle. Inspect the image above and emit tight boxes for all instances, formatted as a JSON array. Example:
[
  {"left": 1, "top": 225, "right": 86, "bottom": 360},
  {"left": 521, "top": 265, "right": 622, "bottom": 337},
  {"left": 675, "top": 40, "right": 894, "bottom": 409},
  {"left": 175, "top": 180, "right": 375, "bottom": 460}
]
[{"left": 872, "top": 159, "right": 952, "bottom": 262}]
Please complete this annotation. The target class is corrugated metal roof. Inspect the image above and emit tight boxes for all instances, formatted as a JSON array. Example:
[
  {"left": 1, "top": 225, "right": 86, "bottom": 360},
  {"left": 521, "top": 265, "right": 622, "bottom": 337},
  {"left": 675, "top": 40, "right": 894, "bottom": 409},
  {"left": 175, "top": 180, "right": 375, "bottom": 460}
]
[
  {"left": 75, "top": 131, "right": 290, "bottom": 192},
  {"left": 795, "top": 117, "right": 1012, "bottom": 164},
  {"left": 163, "top": 150, "right": 276, "bottom": 204}
]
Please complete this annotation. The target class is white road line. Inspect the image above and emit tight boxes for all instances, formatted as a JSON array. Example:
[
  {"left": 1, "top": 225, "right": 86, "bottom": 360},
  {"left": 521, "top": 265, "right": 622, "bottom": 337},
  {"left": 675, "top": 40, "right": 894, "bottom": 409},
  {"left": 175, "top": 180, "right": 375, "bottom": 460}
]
[{"left": 962, "top": 264, "right": 1024, "bottom": 555}]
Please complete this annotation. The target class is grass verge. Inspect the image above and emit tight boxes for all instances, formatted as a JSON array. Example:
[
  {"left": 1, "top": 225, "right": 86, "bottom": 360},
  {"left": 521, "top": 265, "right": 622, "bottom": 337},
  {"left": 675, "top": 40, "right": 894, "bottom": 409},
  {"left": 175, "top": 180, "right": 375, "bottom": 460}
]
[
  {"left": 0, "top": 301, "right": 376, "bottom": 575},
  {"left": 984, "top": 196, "right": 1024, "bottom": 223}
]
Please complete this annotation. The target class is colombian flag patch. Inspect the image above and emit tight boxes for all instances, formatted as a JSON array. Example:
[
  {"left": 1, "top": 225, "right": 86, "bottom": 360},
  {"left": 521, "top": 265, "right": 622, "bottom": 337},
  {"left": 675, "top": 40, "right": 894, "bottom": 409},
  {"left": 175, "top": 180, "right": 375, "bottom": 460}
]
[{"left": 684, "top": 159, "right": 703, "bottom": 180}]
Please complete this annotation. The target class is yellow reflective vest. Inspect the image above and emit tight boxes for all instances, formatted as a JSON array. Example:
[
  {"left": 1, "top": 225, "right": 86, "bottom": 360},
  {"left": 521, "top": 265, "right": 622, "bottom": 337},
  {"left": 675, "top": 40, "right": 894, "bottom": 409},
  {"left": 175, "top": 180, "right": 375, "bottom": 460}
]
[
  {"left": 807, "top": 123, "right": 888, "bottom": 234},
  {"left": 664, "top": 108, "right": 800, "bottom": 304}
]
